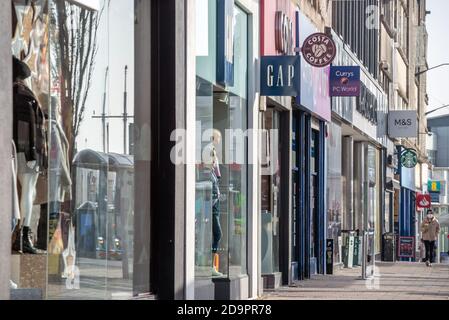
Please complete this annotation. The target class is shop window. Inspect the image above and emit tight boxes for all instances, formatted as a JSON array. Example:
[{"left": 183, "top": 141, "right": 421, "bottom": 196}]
[
  {"left": 10, "top": 0, "right": 150, "bottom": 299},
  {"left": 326, "top": 122, "right": 342, "bottom": 264},
  {"left": 260, "top": 109, "right": 281, "bottom": 276},
  {"left": 195, "top": 3, "right": 248, "bottom": 281}
]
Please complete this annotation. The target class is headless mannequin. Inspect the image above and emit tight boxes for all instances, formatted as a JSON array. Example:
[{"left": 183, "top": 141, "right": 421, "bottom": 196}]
[{"left": 12, "top": 56, "right": 45, "bottom": 254}]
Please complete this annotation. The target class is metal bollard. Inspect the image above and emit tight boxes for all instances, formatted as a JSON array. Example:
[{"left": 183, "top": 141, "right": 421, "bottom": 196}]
[{"left": 362, "top": 231, "right": 367, "bottom": 280}]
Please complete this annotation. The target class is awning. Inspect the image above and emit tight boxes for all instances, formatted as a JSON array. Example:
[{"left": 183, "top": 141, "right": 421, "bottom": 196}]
[{"left": 73, "top": 149, "right": 134, "bottom": 171}]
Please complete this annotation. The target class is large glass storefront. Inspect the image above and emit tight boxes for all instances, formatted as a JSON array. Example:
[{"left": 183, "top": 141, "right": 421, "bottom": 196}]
[
  {"left": 10, "top": 0, "right": 151, "bottom": 299},
  {"left": 326, "top": 122, "right": 342, "bottom": 265},
  {"left": 260, "top": 108, "right": 281, "bottom": 277},
  {"left": 195, "top": 0, "right": 248, "bottom": 284}
]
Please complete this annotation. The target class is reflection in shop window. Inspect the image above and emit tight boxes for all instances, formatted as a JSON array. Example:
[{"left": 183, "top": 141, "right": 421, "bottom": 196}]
[
  {"left": 10, "top": 0, "right": 148, "bottom": 300},
  {"left": 195, "top": 2, "right": 248, "bottom": 281}
]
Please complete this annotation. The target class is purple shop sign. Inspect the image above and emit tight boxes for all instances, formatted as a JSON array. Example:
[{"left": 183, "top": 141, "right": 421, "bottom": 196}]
[{"left": 329, "top": 66, "right": 360, "bottom": 97}]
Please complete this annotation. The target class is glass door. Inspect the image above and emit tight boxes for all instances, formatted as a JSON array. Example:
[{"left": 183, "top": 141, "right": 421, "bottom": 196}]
[{"left": 260, "top": 108, "right": 281, "bottom": 276}]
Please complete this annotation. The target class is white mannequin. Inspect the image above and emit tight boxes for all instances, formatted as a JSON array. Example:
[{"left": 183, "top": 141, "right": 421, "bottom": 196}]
[
  {"left": 17, "top": 160, "right": 39, "bottom": 228},
  {"left": 12, "top": 56, "right": 45, "bottom": 254},
  {"left": 15, "top": 153, "right": 40, "bottom": 254},
  {"left": 11, "top": 141, "right": 20, "bottom": 289}
]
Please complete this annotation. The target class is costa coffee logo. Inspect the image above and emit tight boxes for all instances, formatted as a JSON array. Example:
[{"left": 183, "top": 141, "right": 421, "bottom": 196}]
[
  {"left": 301, "top": 33, "right": 336, "bottom": 68},
  {"left": 275, "top": 11, "right": 294, "bottom": 55}
]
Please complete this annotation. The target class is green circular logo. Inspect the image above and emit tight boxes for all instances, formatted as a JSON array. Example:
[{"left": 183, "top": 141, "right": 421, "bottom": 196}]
[{"left": 401, "top": 149, "right": 418, "bottom": 168}]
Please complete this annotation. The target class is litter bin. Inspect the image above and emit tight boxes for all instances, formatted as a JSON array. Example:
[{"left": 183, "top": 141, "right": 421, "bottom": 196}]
[
  {"left": 342, "top": 231, "right": 357, "bottom": 268},
  {"left": 382, "top": 233, "right": 395, "bottom": 262},
  {"left": 326, "top": 239, "right": 334, "bottom": 275},
  {"left": 353, "top": 236, "right": 362, "bottom": 266}
]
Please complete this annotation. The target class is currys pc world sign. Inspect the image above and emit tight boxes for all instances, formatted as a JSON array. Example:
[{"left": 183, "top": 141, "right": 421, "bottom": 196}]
[{"left": 330, "top": 66, "right": 360, "bottom": 97}]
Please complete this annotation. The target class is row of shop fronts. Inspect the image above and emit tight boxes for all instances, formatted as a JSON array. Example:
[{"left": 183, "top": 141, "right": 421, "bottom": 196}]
[{"left": 0, "top": 0, "right": 430, "bottom": 300}]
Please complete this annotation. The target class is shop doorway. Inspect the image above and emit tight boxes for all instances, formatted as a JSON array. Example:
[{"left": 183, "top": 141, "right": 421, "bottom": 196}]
[
  {"left": 291, "top": 112, "right": 327, "bottom": 282},
  {"left": 310, "top": 130, "right": 321, "bottom": 274},
  {"left": 260, "top": 107, "right": 282, "bottom": 289}
]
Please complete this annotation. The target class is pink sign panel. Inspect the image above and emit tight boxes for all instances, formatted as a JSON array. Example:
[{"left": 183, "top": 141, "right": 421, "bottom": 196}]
[{"left": 261, "top": 0, "right": 297, "bottom": 56}]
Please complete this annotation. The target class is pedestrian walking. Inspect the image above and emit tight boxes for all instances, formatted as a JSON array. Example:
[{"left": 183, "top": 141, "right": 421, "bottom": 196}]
[{"left": 421, "top": 209, "right": 440, "bottom": 267}]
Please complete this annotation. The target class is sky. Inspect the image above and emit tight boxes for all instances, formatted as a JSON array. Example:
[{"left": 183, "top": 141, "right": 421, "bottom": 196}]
[
  {"left": 426, "top": 0, "right": 449, "bottom": 118},
  {"left": 77, "top": 0, "right": 134, "bottom": 155}
]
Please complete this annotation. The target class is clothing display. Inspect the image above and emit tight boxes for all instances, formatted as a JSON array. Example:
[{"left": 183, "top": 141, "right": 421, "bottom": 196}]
[
  {"left": 11, "top": 56, "right": 48, "bottom": 255},
  {"left": 11, "top": 141, "right": 21, "bottom": 229},
  {"left": 210, "top": 147, "right": 222, "bottom": 254},
  {"left": 34, "top": 119, "right": 72, "bottom": 205},
  {"left": 13, "top": 81, "right": 48, "bottom": 169}
]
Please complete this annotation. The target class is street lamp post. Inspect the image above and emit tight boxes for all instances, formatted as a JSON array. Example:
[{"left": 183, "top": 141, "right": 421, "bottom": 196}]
[
  {"left": 425, "top": 104, "right": 449, "bottom": 116},
  {"left": 415, "top": 63, "right": 449, "bottom": 77},
  {"left": 415, "top": 63, "right": 449, "bottom": 116}
]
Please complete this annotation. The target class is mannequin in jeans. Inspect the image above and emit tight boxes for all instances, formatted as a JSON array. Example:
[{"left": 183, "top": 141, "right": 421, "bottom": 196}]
[{"left": 205, "top": 129, "right": 224, "bottom": 277}]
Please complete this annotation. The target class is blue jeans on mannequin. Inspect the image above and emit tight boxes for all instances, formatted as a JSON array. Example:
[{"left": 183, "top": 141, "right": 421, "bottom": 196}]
[{"left": 212, "top": 200, "right": 222, "bottom": 253}]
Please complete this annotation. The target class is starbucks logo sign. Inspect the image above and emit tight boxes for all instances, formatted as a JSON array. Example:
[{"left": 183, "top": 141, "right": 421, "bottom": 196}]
[
  {"left": 301, "top": 33, "right": 336, "bottom": 68},
  {"left": 401, "top": 148, "right": 418, "bottom": 168}
]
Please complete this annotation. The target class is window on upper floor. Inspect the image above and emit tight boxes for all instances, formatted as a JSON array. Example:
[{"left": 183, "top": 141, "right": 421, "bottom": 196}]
[
  {"left": 396, "top": 1, "right": 409, "bottom": 59},
  {"left": 381, "top": 0, "right": 395, "bottom": 29}
]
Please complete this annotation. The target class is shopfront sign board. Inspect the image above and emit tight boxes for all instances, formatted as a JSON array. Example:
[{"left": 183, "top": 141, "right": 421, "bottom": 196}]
[
  {"left": 416, "top": 193, "right": 431, "bottom": 209},
  {"left": 398, "top": 236, "right": 415, "bottom": 258},
  {"left": 400, "top": 148, "right": 418, "bottom": 169},
  {"left": 430, "top": 191, "right": 440, "bottom": 203},
  {"left": 388, "top": 111, "right": 418, "bottom": 138},
  {"left": 428, "top": 180, "right": 441, "bottom": 193},
  {"left": 301, "top": 33, "right": 336, "bottom": 68},
  {"left": 329, "top": 66, "right": 361, "bottom": 97},
  {"left": 260, "top": 56, "right": 300, "bottom": 96},
  {"left": 217, "top": 0, "right": 235, "bottom": 87}
]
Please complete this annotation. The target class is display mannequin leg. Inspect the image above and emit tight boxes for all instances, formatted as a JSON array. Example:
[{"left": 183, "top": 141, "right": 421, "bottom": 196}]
[
  {"left": 16, "top": 170, "right": 39, "bottom": 254},
  {"left": 211, "top": 200, "right": 223, "bottom": 277},
  {"left": 18, "top": 171, "right": 39, "bottom": 227}
]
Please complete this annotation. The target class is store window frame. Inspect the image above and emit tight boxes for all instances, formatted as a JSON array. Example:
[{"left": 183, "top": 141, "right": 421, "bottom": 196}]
[
  {"left": 6, "top": 0, "right": 157, "bottom": 300},
  {"left": 194, "top": 0, "right": 251, "bottom": 299}
]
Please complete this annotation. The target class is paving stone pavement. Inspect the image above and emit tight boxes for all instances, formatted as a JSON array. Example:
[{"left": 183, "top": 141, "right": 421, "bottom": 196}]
[{"left": 262, "top": 262, "right": 449, "bottom": 300}]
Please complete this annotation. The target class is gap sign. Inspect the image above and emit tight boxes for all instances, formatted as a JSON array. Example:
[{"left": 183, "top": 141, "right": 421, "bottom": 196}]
[
  {"left": 260, "top": 56, "right": 300, "bottom": 97},
  {"left": 329, "top": 66, "right": 361, "bottom": 97}
]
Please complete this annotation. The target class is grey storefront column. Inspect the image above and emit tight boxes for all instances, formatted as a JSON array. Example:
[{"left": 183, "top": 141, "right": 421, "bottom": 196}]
[
  {"left": 0, "top": 0, "right": 12, "bottom": 300},
  {"left": 342, "top": 136, "right": 354, "bottom": 230}
]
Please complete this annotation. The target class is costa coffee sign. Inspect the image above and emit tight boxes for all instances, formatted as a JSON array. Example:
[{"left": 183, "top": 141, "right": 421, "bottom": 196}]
[
  {"left": 275, "top": 11, "right": 294, "bottom": 55},
  {"left": 301, "top": 33, "right": 336, "bottom": 68}
]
